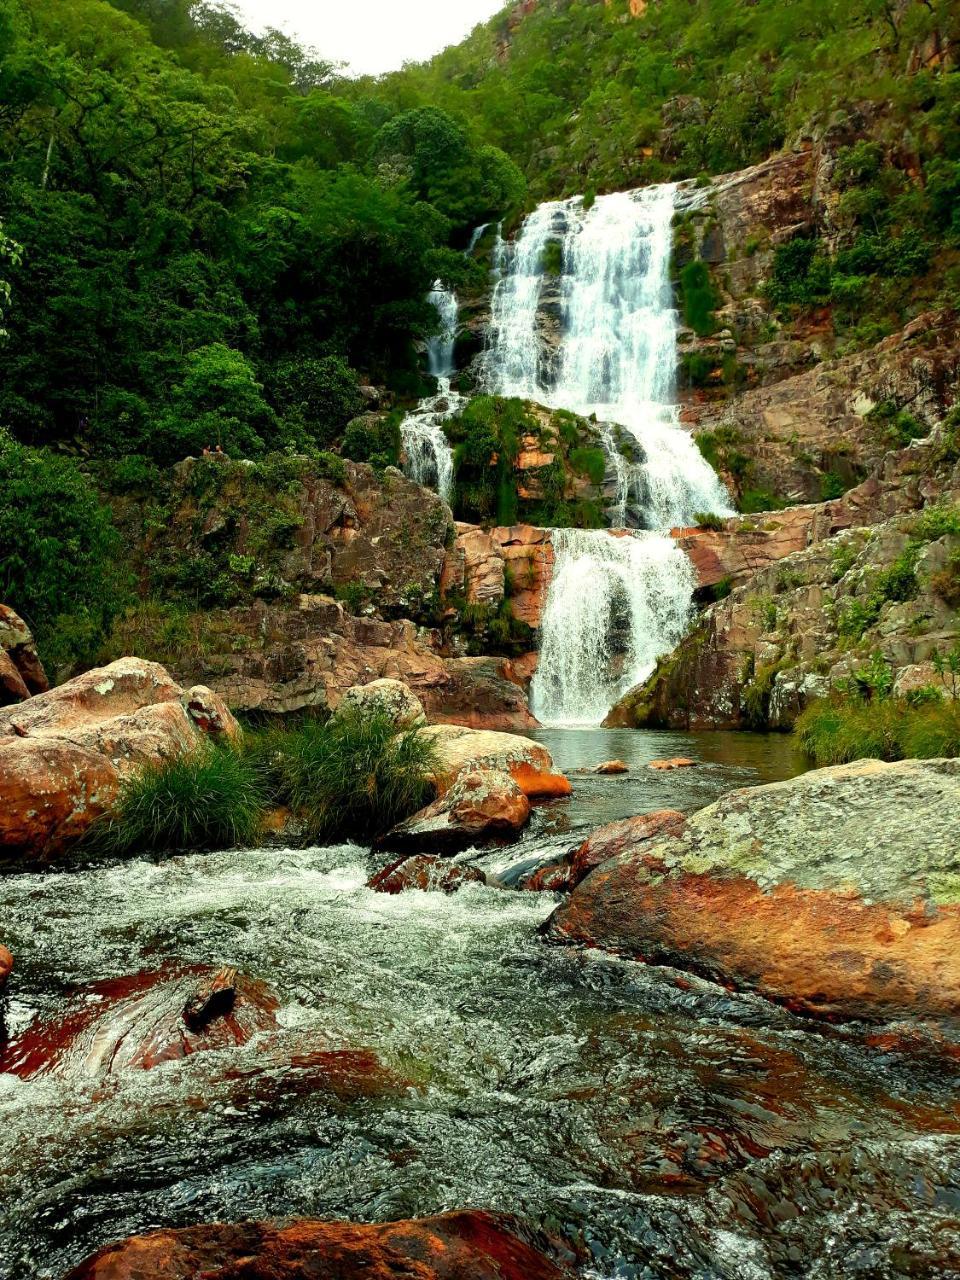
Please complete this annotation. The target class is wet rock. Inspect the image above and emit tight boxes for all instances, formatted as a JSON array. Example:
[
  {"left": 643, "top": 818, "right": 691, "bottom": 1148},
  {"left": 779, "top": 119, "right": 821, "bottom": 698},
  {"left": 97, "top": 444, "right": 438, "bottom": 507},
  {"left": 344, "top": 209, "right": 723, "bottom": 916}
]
[
  {"left": 545, "top": 760, "right": 960, "bottom": 1022},
  {"left": 0, "top": 659, "right": 242, "bottom": 862},
  {"left": 378, "top": 768, "right": 531, "bottom": 855},
  {"left": 648, "top": 758, "right": 697, "bottom": 770},
  {"left": 369, "top": 854, "right": 487, "bottom": 894},
  {"left": 0, "top": 944, "right": 12, "bottom": 989},
  {"left": 65, "top": 1210, "right": 576, "bottom": 1280},
  {"left": 1, "top": 966, "right": 279, "bottom": 1079},
  {"left": 182, "top": 966, "right": 238, "bottom": 1031},
  {"left": 526, "top": 810, "right": 686, "bottom": 893},
  {"left": 430, "top": 657, "right": 539, "bottom": 732},
  {"left": 593, "top": 759, "right": 629, "bottom": 774},
  {"left": 420, "top": 723, "right": 571, "bottom": 799},
  {"left": 335, "top": 677, "right": 427, "bottom": 731},
  {"left": 0, "top": 604, "right": 47, "bottom": 705}
]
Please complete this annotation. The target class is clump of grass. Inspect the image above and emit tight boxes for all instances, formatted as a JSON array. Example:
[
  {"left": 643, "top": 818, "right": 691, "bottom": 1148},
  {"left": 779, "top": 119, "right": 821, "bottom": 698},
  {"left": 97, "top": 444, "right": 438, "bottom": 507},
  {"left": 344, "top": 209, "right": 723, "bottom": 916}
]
[
  {"left": 795, "top": 696, "right": 960, "bottom": 766},
  {"left": 91, "top": 744, "right": 267, "bottom": 855},
  {"left": 273, "top": 708, "right": 439, "bottom": 843}
]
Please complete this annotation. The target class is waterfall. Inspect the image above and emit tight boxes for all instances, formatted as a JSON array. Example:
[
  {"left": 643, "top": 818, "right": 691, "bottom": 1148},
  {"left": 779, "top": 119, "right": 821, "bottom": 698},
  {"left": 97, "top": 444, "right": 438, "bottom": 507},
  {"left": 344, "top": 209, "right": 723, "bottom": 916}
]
[
  {"left": 482, "top": 183, "right": 732, "bottom": 724},
  {"left": 530, "top": 530, "right": 695, "bottom": 727},
  {"left": 400, "top": 280, "right": 460, "bottom": 505}
]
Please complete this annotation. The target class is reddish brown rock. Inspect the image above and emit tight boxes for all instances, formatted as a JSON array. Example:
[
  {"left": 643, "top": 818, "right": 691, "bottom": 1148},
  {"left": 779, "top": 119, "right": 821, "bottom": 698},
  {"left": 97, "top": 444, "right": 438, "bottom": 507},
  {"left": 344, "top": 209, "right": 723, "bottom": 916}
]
[
  {"left": 421, "top": 724, "right": 571, "bottom": 799},
  {"left": 427, "top": 657, "right": 539, "bottom": 732},
  {"left": 1, "top": 966, "right": 279, "bottom": 1080},
  {"left": 369, "top": 855, "right": 487, "bottom": 894},
  {"left": 65, "top": 1211, "right": 575, "bottom": 1280},
  {"left": 545, "top": 760, "right": 960, "bottom": 1022},
  {"left": 648, "top": 758, "right": 697, "bottom": 771},
  {"left": 378, "top": 768, "right": 531, "bottom": 855},
  {"left": 0, "top": 738, "right": 121, "bottom": 860},
  {"left": 0, "top": 603, "right": 48, "bottom": 705},
  {"left": 525, "top": 810, "right": 686, "bottom": 893},
  {"left": 0, "top": 944, "right": 12, "bottom": 989},
  {"left": 593, "top": 759, "right": 629, "bottom": 775}
]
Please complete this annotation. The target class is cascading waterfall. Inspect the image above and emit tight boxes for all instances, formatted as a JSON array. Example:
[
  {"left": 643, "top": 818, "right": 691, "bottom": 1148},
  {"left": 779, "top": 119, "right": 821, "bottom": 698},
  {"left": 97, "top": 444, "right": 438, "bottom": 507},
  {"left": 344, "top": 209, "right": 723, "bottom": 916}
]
[
  {"left": 531, "top": 529, "right": 696, "bottom": 726},
  {"left": 400, "top": 281, "right": 460, "bottom": 505},
  {"left": 484, "top": 183, "right": 733, "bottom": 724}
]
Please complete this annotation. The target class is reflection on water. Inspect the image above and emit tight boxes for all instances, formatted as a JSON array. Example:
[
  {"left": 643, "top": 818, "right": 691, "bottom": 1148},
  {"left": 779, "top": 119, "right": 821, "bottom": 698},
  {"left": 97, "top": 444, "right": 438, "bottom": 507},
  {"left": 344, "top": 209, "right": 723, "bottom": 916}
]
[
  {"left": 1, "top": 735, "right": 958, "bottom": 1280},
  {"left": 528, "top": 727, "right": 808, "bottom": 835}
]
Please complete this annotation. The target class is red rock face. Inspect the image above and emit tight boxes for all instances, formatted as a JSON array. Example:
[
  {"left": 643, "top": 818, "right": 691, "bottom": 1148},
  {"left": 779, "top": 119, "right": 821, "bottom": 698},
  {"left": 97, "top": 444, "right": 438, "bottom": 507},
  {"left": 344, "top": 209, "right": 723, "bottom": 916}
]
[
  {"left": 378, "top": 768, "right": 531, "bottom": 856},
  {"left": 0, "top": 738, "right": 121, "bottom": 860},
  {"left": 369, "top": 855, "right": 487, "bottom": 895},
  {"left": 65, "top": 1211, "right": 575, "bottom": 1280},
  {"left": 0, "top": 966, "right": 279, "bottom": 1080},
  {"left": 545, "top": 858, "right": 960, "bottom": 1023}
]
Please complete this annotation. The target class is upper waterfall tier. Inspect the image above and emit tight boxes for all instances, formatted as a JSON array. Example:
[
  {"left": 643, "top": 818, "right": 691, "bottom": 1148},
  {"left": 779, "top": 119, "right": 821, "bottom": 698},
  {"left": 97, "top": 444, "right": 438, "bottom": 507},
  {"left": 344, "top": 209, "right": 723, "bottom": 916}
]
[{"left": 483, "top": 185, "right": 731, "bottom": 530}]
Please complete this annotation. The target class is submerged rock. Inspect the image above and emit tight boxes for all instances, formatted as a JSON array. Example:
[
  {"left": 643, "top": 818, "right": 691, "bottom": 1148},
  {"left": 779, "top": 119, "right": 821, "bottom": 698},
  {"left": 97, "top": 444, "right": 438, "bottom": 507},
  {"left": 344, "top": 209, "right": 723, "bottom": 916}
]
[
  {"left": 545, "top": 759, "right": 960, "bottom": 1022},
  {"left": 1, "top": 966, "right": 279, "bottom": 1079},
  {"left": 648, "top": 757, "right": 697, "bottom": 771},
  {"left": 378, "top": 767, "right": 531, "bottom": 855},
  {"left": 420, "top": 723, "right": 572, "bottom": 799},
  {"left": 0, "top": 658, "right": 241, "bottom": 862},
  {"left": 369, "top": 855, "right": 487, "bottom": 894},
  {"left": 65, "top": 1211, "right": 576, "bottom": 1280}
]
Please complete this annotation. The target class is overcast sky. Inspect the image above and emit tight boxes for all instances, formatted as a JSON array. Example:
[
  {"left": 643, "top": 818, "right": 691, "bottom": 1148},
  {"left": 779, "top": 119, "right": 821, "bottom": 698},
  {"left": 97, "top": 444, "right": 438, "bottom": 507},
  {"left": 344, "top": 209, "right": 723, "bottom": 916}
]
[{"left": 233, "top": 0, "right": 507, "bottom": 77}]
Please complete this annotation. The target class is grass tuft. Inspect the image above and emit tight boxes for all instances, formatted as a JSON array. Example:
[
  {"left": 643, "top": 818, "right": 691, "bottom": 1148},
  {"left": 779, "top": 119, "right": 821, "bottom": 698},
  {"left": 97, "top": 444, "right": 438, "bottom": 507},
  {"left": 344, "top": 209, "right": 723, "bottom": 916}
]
[
  {"left": 795, "top": 696, "right": 960, "bottom": 767},
  {"left": 90, "top": 744, "right": 267, "bottom": 855}
]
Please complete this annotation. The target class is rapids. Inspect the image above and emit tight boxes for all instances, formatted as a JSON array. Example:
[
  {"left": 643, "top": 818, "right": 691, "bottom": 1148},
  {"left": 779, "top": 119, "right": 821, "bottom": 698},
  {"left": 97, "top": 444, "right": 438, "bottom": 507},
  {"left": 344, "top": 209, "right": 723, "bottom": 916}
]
[{"left": 2, "top": 738, "right": 960, "bottom": 1279}]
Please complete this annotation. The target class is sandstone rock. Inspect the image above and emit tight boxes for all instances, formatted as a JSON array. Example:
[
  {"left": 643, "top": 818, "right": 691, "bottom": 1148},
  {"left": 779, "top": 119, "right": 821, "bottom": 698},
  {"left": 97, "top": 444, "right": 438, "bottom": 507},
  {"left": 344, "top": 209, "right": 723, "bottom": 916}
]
[
  {"left": 369, "top": 855, "right": 488, "bottom": 894},
  {"left": 525, "top": 809, "right": 685, "bottom": 893},
  {"left": 0, "top": 604, "right": 47, "bottom": 705},
  {"left": 2, "top": 966, "right": 279, "bottom": 1080},
  {"left": 545, "top": 760, "right": 960, "bottom": 1022},
  {"left": 0, "top": 945, "right": 12, "bottom": 989},
  {"left": 0, "top": 659, "right": 243, "bottom": 862},
  {"left": 378, "top": 767, "right": 531, "bottom": 855},
  {"left": 649, "top": 758, "right": 697, "bottom": 770},
  {"left": 419, "top": 724, "right": 571, "bottom": 798},
  {"left": 65, "top": 1211, "right": 575, "bottom": 1280},
  {"left": 430, "top": 657, "right": 539, "bottom": 732},
  {"left": 593, "top": 759, "right": 629, "bottom": 775},
  {"left": 335, "top": 677, "right": 427, "bottom": 731}
]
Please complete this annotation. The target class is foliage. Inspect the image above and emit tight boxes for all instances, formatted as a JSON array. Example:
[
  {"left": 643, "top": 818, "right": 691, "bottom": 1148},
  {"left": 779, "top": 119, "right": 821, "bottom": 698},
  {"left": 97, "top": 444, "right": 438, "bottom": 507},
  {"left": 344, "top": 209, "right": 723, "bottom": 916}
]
[
  {"left": 266, "top": 356, "right": 364, "bottom": 450},
  {"left": 796, "top": 695, "right": 960, "bottom": 767},
  {"left": 867, "top": 400, "right": 930, "bottom": 450},
  {"left": 679, "top": 261, "right": 716, "bottom": 336},
  {"left": 694, "top": 511, "right": 725, "bottom": 531},
  {"left": 341, "top": 412, "right": 402, "bottom": 469},
  {"left": 569, "top": 446, "right": 606, "bottom": 486},
  {"left": 0, "top": 436, "right": 128, "bottom": 668},
  {"left": 89, "top": 744, "right": 267, "bottom": 855},
  {"left": 766, "top": 238, "right": 832, "bottom": 310},
  {"left": 836, "top": 546, "right": 919, "bottom": 641},
  {"left": 268, "top": 708, "right": 438, "bottom": 842}
]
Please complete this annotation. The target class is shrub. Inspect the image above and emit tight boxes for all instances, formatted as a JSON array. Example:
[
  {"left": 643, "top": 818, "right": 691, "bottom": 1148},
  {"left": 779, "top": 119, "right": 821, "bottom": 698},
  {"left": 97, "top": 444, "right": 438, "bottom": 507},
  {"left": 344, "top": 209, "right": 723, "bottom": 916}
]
[
  {"left": 541, "top": 240, "right": 564, "bottom": 277},
  {"left": 569, "top": 446, "right": 606, "bottom": 486},
  {"left": 267, "top": 355, "right": 364, "bottom": 448},
  {"left": 913, "top": 504, "right": 960, "bottom": 541},
  {"left": 679, "top": 260, "right": 717, "bottom": 336},
  {"left": 694, "top": 511, "right": 725, "bottom": 531},
  {"left": 0, "top": 437, "right": 130, "bottom": 669},
  {"left": 766, "top": 238, "right": 831, "bottom": 309},
  {"left": 341, "top": 412, "right": 402, "bottom": 468},
  {"left": 90, "top": 745, "right": 267, "bottom": 855},
  {"left": 867, "top": 399, "right": 930, "bottom": 450},
  {"left": 273, "top": 708, "right": 438, "bottom": 842}
]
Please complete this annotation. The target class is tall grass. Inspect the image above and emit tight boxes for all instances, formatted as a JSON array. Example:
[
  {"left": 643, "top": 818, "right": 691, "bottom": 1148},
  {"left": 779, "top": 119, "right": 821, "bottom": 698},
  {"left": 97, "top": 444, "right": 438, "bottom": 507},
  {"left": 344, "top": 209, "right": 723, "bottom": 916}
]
[
  {"left": 266, "top": 708, "right": 439, "bottom": 843},
  {"left": 796, "top": 697, "right": 960, "bottom": 767},
  {"left": 90, "top": 744, "right": 267, "bottom": 855}
]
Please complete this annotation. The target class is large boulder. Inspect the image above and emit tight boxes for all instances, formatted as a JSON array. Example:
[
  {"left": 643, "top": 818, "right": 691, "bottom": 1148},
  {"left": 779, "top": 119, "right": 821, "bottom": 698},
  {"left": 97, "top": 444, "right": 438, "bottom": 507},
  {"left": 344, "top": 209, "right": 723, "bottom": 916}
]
[
  {"left": 544, "top": 759, "right": 960, "bottom": 1023},
  {"left": 377, "top": 768, "right": 531, "bottom": 856},
  {"left": 65, "top": 1211, "right": 575, "bottom": 1280},
  {"left": 0, "top": 604, "right": 47, "bottom": 705},
  {"left": 369, "top": 855, "right": 487, "bottom": 895},
  {"left": 420, "top": 724, "right": 571, "bottom": 799},
  {"left": 526, "top": 810, "right": 686, "bottom": 893},
  {"left": 335, "top": 677, "right": 427, "bottom": 731},
  {"left": 0, "top": 658, "right": 241, "bottom": 862}
]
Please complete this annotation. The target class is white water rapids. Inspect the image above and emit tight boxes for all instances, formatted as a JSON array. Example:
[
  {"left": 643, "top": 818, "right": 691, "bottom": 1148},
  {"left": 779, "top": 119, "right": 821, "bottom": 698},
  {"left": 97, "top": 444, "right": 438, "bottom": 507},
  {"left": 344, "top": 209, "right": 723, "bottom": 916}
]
[
  {"left": 400, "top": 281, "right": 460, "bottom": 504},
  {"left": 485, "top": 184, "right": 732, "bottom": 724}
]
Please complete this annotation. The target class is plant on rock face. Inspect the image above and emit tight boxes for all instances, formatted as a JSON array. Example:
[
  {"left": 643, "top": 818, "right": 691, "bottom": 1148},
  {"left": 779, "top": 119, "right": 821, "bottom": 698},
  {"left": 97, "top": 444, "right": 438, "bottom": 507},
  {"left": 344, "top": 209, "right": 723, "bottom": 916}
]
[{"left": 90, "top": 745, "right": 267, "bottom": 855}]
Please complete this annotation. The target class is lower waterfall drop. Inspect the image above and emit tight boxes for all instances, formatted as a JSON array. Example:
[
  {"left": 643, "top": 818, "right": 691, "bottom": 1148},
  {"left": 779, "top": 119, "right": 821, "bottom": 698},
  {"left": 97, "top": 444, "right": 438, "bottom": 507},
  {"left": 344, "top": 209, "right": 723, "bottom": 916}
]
[
  {"left": 531, "top": 529, "right": 696, "bottom": 727},
  {"left": 400, "top": 280, "right": 459, "bottom": 504}
]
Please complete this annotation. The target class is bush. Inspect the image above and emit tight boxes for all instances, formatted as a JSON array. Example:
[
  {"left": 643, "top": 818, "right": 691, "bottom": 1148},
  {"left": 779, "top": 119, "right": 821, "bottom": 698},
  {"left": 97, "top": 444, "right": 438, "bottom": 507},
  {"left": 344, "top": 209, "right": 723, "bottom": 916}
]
[
  {"left": 341, "top": 412, "right": 402, "bottom": 468},
  {"left": 267, "top": 355, "right": 364, "bottom": 449},
  {"left": 766, "top": 238, "right": 831, "bottom": 309},
  {"left": 272, "top": 708, "right": 438, "bottom": 842},
  {"left": 90, "top": 745, "right": 267, "bottom": 855},
  {"left": 694, "top": 511, "right": 725, "bottom": 530},
  {"left": 0, "top": 437, "right": 129, "bottom": 669},
  {"left": 679, "top": 260, "right": 717, "bottom": 336},
  {"left": 796, "top": 696, "right": 960, "bottom": 767},
  {"left": 569, "top": 446, "right": 606, "bottom": 486}
]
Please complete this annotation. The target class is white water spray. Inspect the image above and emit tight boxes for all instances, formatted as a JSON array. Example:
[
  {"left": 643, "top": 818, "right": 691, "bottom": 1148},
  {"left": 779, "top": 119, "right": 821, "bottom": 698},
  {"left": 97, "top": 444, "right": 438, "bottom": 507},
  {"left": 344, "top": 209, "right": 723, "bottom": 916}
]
[
  {"left": 484, "top": 184, "right": 731, "bottom": 723},
  {"left": 530, "top": 529, "right": 696, "bottom": 726},
  {"left": 400, "top": 280, "right": 460, "bottom": 505}
]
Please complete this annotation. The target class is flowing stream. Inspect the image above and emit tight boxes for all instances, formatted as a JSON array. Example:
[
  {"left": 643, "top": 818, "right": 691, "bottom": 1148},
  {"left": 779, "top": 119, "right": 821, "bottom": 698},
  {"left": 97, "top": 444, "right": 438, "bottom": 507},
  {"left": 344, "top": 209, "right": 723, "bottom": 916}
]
[
  {"left": 485, "top": 184, "right": 731, "bottom": 724},
  {"left": 4, "top": 736, "right": 959, "bottom": 1280},
  {"left": 399, "top": 282, "right": 460, "bottom": 504}
]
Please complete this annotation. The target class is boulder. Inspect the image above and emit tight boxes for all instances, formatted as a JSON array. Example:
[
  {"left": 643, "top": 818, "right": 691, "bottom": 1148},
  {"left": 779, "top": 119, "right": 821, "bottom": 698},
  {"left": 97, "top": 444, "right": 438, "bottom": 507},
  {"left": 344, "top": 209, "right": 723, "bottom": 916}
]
[
  {"left": 0, "top": 658, "right": 242, "bottom": 862},
  {"left": 0, "top": 604, "right": 47, "bottom": 705},
  {"left": 593, "top": 760, "right": 629, "bottom": 775},
  {"left": 648, "top": 758, "right": 697, "bottom": 771},
  {"left": 428, "top": 656, "right": 539, "bottom": 732},
  {"left": 419, "top": 723, "right": 572, "bottom": 799},
  {"left": 525, "top": 810, "right": 686, "bottom": 893},
  {"left": 544, "top": 760, "right": 960, "bottom": 1022},
  {"left": 378, "top": 768, "right": 531, "bottom": 855},
  {"left": 1, "top": 966, "right": 279, "bottom": 1080},
  {"left": 335, "top": 677, "right": 427, "bottom": 731},
  {"left": 65, "top": 1211, "right": 575, "bottom": 1280},
  {"left": 0, "top": 944, "right": 12, "bottom": 989},
  {"left": 369, "top": 855, "right": 488, "bottom": 894}
]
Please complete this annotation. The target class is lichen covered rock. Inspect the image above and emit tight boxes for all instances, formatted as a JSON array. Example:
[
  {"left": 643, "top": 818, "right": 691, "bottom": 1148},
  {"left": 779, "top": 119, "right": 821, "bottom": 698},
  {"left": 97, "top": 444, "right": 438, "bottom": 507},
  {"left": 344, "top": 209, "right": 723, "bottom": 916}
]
[
  {"left": 377, "top": 767, "right": 531, "bottom": 855},
  {"left": 335, "top": 677, "right": 427, "bottom": 731},
  {"left": 419, "top": 723, "right": 571, "bottom": 798}
]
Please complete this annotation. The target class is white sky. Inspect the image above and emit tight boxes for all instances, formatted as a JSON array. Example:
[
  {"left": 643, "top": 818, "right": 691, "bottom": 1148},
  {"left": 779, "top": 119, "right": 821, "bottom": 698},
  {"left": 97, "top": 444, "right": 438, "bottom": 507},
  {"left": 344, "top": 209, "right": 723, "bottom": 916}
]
[{"left": 233, "top": 0, "right": 507, "bottom": 77}]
